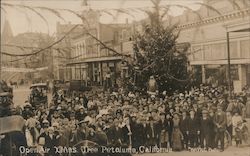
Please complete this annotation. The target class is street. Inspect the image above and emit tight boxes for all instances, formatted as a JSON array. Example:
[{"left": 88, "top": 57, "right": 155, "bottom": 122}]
[
  {"left": 134, "top": 147, "right": 250, "bottom": 156},
  {"left": 13, "top": 85, "right": 52, "bottom": 108},
  {"left": 12, "top": 86, "right": 30, "bottom": 107}
]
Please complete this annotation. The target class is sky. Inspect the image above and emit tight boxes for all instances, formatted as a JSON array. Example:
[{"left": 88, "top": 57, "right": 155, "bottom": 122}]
[{"left": 1, "top": 0, "right": 203, "bottom": 36}]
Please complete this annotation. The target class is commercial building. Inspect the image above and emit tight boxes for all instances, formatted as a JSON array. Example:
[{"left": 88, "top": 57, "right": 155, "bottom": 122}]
[
  {"left": 175, "top": 0, "right": 250, "bottom": 92},
  {"left": 54, "top": 21, "right": 83, "bottom": 80},
  {"left": 65, "top": 10, "right": 134, "bottom": 86},
  {"left": 1, "top": 20, "right": 54, "bottom": 82}
]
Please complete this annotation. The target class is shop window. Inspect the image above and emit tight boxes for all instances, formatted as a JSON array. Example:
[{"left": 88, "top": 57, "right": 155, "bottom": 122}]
[
  {"left": 229, "top": 41, "right": 238, "bottom": 59},
  {"left": 240, "top": 40, "right": 250, "bottom": 58},
  {"left": 114, "top": 31, "right": 119, "bottom": 44},
  {"left": 247, "top": 65, "right": 250, "bottom": 86},
  {"left": 204, "top": 45, "right": 212, "bottom": 60},
  {"left": 211, "top": 43, "right": 226, "bottom": 60},
  {"left": 192, "top": 46, "right": 202, "bottom": 61}
]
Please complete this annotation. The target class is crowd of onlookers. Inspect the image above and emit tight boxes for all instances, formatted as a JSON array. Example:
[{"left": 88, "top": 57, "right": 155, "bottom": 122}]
[{"left": 13, "top": 84, "right": 250, "bottom": 155}]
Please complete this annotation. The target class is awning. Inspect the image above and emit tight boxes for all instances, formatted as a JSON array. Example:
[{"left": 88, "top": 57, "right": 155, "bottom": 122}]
[
  {"left": 1, "top": 66, "right": 48, "bottom": 72},
  {"left": 190, "top": 58, "right": 250, "bottom": 65},
  {"left": 67, "top": 56, "right": 122, "bottom": 65},
  {"left": 231, "top": 28, "right": 250, "bottom": 32},
  {"left": 226, "top": 21, "right": 250, "bottom": 32}
]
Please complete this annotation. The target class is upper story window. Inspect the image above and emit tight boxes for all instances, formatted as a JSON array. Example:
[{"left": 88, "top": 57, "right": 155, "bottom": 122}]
[{"left": 114, "top": 31, "right": 119, "bottom": 44}]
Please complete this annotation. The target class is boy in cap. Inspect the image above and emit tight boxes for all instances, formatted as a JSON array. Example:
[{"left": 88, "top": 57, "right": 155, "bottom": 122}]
[{"left": 214, "top": 105, "right": 226, "bottom": 151}]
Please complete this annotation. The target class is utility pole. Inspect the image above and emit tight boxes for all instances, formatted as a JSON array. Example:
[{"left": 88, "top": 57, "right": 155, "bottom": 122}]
[
  {"left": 0, "top": 47, "right": 2, "bottom": 80},
  {"left": 226, "top": 32, "right": 232, "bottom": 98}
]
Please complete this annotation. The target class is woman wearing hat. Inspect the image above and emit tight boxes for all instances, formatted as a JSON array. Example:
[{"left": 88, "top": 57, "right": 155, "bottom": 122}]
[{"left": 25, "top": 113, "right": 40, "bottom": 147}]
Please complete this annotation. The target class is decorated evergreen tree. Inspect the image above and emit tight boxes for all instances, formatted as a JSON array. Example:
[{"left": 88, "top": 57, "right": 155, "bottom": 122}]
[{"left": 131, "top": 0, "right": 190, "bottom": 94}]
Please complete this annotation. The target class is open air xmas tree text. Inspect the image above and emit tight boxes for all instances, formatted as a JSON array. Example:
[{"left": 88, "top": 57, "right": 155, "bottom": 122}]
[{"left": 19, "top": 145, "right": 220, "bottom": 154}]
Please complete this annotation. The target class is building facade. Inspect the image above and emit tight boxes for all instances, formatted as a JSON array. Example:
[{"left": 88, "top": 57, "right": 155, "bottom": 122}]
[
  {"left": 1, "top": 20, "right": 55, "bottom": 82},
  {"left": 54, "top": 21, "right": 84, "bottom": 81},
  {"left": 175, "top": 0, "right": 250, "bottom": 92},
  {"left": 66, "top": 10, "right": 134, "bottom": 86}
]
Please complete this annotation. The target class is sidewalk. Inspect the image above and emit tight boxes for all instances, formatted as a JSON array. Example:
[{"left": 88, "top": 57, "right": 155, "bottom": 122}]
[{"left": 134, "top": 146, "right": 250, "bottom": 156}]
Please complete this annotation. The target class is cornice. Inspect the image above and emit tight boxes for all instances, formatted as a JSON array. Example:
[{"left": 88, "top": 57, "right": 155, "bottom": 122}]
[{"left": 177, "top": 8, "right": 250, "bottom": 30}]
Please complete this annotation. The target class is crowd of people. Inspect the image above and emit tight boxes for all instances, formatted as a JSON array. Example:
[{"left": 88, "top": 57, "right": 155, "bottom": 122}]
[{"left": 16, "top": 84, "right": 250, "bottom": 155}]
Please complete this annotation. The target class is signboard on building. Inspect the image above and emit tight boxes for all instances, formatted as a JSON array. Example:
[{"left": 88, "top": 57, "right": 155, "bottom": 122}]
[{"left": 233, "top": 80, "right": 242, "bottom": 93}]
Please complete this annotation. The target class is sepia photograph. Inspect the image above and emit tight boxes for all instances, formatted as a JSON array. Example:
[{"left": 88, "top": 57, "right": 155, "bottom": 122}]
[{"left": 0, "top": 0, "right": 250, "bottom": 155}]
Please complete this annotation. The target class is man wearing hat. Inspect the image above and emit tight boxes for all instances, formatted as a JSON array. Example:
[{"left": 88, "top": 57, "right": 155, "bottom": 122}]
[
  {"left": 108, "top": 118, "right": 123, "bottom": 146},
  {"left": 227, "top": 99, "right": 245, "bottom": 116},
  {"left": 44, "top": 127, "right": 58, "bottom": 155},
  {"left": 22, "top": 103, "right": 33, "bottom": 120},
  {"left": 145, "top": 116, "right": 158, "bottom": 148},
  {"left": 93, "top": 125, "right": 108, "bottom": 146},
  {"left": 158, "top": 112, "right": 170, "bottom": 148},
  {"left": 76, "top": 119, "right": 90, "bottom": 142},
  {"left": 180, "top": 111, "right": 189, "bottom": 150},
  {"left": 131, "top": 116, "right": 144, "bottom": 150},
  {"left": 200, "top": 109, "right": 213, "bottom": 149},
  {"left": 76, "top": 106, "right": 87, "bottom": 121},
  {"left": 69, "top": 112, "right": 78, "bottom": 128},
  {"left": 208, "top": 109, "right": 216, "bottom": 149},
  {"left": 214, "top": 105, "right": 226, "bottom": 151},
  {"left": 151, "top": 109, "right": 160, "bottom": 121},
  {"left": 187, "top": 109, "right": 200, "bottom": 148}
]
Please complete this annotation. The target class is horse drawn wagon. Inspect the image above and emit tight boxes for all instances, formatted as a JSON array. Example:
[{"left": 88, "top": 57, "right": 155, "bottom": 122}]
[{"left": 29, "top": 83, "right": 48, "bottom": 108}]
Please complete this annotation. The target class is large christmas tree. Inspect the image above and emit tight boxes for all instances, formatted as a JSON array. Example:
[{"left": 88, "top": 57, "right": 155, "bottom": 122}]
[{"left": 130, "top": 0, "right": 190, "bottom": 94}]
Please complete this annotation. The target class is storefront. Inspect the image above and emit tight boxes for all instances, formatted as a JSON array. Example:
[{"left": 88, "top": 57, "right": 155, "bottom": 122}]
[{"left": 67, "top": 56, "right": 122, "bottom": 86}]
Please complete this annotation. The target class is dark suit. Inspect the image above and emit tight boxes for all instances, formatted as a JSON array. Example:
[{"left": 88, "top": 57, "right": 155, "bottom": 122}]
[
  {"left": 93, "top": 130, "right": 108, "bottom": 146},
  {"left": 200, "top": 117, "right": 213, "bottom": 149},
  {"left": 121, "top": 125, "right": 130, "bottom": 146},
  {"left": 188, "top": 117, "right": 200, "bottom": 147},
  {"left": 109, "top": 126, "right": 123, "bottom": 146},
  {"left": 214, "top": 112, "right": 226, "bottom": 150},
  {"left": 145, "top": 123, "right": 158, "bottom": 147},
  {"left": 166, "top": 119, "right": 173, "bottom": 147},
  {"left": 131, "top": 122, "right": 145, "bottom": 149},
  {"left": 158, "top": 119, "right": 172, "bottom": 147},
  {"left": 44, "top": 134, "right": 59, "bottom": 156}
]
